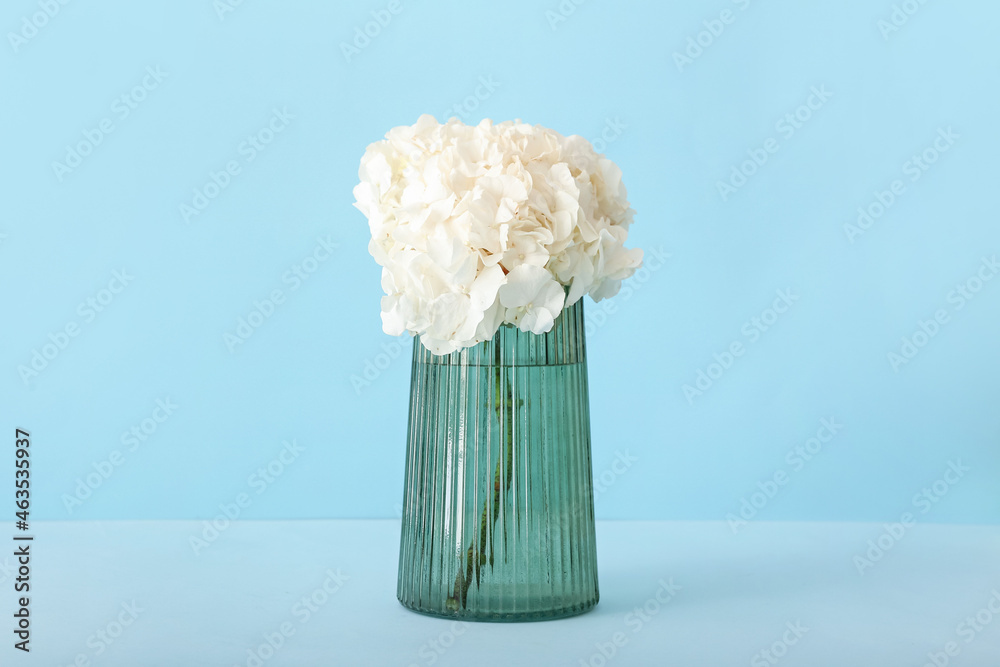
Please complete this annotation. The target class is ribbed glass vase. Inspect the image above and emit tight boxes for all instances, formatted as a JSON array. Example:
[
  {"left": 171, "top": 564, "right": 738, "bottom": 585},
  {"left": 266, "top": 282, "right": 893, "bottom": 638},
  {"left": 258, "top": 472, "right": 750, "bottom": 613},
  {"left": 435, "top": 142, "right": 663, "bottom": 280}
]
[{"left": 396, "top": 299, "right": 599, "bottom": 622}]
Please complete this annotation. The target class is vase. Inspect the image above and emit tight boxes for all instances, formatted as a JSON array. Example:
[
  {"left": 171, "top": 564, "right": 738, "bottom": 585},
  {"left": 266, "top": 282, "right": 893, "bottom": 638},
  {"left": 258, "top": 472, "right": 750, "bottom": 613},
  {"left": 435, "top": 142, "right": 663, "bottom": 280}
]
[{"left": 396, "top": 298, "right": 599, "bottom": 622}]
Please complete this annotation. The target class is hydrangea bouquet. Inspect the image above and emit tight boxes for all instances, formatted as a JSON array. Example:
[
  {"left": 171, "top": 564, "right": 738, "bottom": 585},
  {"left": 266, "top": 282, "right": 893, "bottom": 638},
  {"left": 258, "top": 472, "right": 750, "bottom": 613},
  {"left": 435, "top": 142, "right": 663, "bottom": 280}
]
[
  {"left": 353, "top": 115, "right": 643, "bottom": 353},
  {"left": 354, "top": 115, "right": 641, "bottom": 620}
]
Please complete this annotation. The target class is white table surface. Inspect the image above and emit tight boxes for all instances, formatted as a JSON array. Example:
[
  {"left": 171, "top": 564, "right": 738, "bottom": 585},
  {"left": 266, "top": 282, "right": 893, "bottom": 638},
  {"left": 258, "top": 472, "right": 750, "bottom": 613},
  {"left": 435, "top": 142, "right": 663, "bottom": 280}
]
[{"left": 9, "top": 520, "right": 999, "bottom": 666}]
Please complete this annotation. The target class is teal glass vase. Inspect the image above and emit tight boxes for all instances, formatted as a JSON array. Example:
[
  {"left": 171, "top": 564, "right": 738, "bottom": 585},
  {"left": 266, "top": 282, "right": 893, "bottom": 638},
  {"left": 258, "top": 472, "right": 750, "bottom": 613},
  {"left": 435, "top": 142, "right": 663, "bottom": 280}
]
[{"left": 396, "top": 299, "right": 599, "bottom": 622}]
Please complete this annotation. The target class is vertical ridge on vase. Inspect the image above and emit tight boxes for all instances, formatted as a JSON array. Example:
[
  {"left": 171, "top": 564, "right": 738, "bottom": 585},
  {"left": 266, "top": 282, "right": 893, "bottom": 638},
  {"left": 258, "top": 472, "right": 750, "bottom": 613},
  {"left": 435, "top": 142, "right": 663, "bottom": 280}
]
[
  {"left": 397, "top": 299, "right": 599, "bottom": 621},
  {"left": 578, "top": 299, "right": 598, "bottom": 600}
]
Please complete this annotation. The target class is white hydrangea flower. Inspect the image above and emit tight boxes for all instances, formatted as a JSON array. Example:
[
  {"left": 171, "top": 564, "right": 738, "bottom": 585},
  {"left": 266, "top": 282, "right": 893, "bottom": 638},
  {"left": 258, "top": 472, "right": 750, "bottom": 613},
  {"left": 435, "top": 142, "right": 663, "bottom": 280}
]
[{"left": 353, "top": 115, "right": 643, "bottom": 354}]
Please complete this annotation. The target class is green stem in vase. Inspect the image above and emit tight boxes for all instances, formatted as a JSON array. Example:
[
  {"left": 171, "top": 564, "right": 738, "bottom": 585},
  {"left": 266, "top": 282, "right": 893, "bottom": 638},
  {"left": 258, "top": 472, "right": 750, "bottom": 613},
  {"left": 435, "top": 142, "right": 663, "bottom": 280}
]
[{"left": 446, "top": 339, "right": 516, "bottom": 612}]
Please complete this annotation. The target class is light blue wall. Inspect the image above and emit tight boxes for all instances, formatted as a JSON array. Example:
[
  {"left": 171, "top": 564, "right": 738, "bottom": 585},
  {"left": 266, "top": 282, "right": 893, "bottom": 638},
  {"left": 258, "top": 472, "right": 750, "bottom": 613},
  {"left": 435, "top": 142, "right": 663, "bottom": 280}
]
[{"left": 3, "top": 0, "right": 998, "bottom": 524}]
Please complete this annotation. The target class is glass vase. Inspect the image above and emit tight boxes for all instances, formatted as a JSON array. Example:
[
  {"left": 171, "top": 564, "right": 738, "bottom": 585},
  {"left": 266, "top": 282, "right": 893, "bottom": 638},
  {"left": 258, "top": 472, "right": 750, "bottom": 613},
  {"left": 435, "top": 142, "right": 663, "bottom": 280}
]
[{"left": 396, "top": 299, "right": 599, "bottom": 622}]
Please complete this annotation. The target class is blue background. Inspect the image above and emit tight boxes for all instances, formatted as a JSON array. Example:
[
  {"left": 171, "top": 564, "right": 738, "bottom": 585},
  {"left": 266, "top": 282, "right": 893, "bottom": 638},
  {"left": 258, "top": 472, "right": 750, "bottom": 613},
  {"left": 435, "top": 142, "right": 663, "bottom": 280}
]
[{"left": 2, "top": 0, "right": 997, "bottom": 524}]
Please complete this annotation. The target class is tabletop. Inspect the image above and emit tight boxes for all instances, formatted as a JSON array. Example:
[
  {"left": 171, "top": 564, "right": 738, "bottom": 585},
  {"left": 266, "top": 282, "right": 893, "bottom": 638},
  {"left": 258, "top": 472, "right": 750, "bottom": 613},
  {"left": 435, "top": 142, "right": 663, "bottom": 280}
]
[{"left": 9, "top": 519, "right": 999, "bottom": 666}]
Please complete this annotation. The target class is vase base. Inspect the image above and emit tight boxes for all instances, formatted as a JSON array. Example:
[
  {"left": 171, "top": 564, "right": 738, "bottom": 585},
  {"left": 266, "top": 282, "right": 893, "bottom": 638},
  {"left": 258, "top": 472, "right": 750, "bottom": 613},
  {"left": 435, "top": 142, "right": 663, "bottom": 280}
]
[{"left": 397, "top": 595, "right": 599, "bottom": 623}]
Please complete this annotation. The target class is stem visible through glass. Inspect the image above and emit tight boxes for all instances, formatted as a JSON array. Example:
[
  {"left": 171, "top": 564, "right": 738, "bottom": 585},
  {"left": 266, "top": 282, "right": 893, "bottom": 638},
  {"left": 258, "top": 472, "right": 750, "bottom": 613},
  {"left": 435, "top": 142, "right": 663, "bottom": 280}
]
[{"left": 446, "top": 339, "right": 516, "bottom": 611}]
